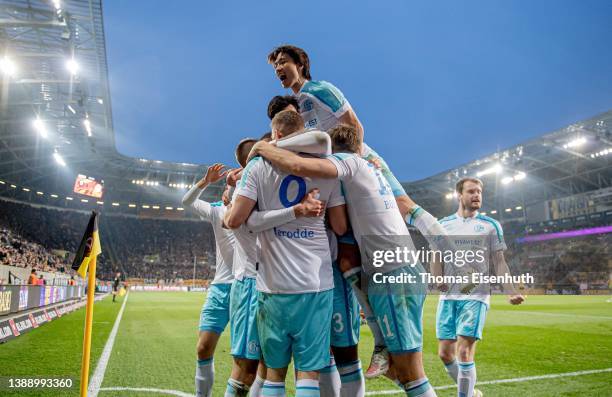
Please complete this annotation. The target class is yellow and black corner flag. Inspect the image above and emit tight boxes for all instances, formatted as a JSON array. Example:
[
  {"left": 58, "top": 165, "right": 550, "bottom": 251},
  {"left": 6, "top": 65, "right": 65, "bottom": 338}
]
[{"left": 72, "top": 211, "right": 102, "bottom": 278}]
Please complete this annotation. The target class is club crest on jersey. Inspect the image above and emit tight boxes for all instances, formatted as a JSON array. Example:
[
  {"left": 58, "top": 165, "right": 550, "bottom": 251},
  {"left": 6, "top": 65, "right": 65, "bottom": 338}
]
[
  {"left": 303, "top": 99, "right": 313, "bottom": 111},
  {"left": 474, "top": 224, "right": 485, "bottom": 232},
  {"left": 306, "top": 118, "right": 317, "bottom": 128},
  {"left": 248, "top": 341, "right": 260, "bottom": 354}
]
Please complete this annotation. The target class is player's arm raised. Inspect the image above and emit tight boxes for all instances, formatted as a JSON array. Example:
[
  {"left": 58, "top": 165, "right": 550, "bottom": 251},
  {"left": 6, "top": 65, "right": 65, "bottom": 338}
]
[
  {"left": 492, "top": 250, "right": 524, "bottom": 305},
  {"left": 250, "top": 141, "right": 338, "bottom": 179},
  {"left": 182, "top": 163, "right": 228, "bottom": 219}
]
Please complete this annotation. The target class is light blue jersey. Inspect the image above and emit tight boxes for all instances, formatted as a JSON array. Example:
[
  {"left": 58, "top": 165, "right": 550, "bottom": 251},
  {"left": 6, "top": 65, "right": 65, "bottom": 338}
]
[
  {"left": 438, "top": 211, "right": 506, "bottom": 305},
  {"left": 295, "top": 80, "right": 407, "bottom": 198}
]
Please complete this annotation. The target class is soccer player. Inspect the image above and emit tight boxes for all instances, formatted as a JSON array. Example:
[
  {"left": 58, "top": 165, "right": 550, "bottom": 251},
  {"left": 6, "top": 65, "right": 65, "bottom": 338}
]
[
  {"left": 433, "top": 178, "right": 524, "bottom": 397},
  {"left": 112, "top": 272, "right": 121, "bottom": 302},
  {"left": 182, "top": 164, "right": 235, "bottom": 397},
  {"left": 249, "top": 124, "right": 438, "bottom": 397},
  {"left": 268, "top": 46, "right": 451, "bottom": 376},
  {"left": 267, "top": 95, "right": 299, "bottom": 119},
  {"left": 223, "top": 138, "right": 327, "bottom": 397},
  {"left": 225, "top": 111, "right": 348, "bottom": 397}
]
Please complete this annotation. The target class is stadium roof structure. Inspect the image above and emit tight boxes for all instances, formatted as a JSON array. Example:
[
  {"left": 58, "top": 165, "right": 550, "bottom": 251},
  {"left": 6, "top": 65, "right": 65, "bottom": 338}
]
[
  {"left": 0, "top": 0, "right": 222, "bottom": 213},
  {"left": 403, "top": 110, "right": 612, "bottom": 221},
  {"left": 1, "top": 0, "right": 610, "bottom": 221}
]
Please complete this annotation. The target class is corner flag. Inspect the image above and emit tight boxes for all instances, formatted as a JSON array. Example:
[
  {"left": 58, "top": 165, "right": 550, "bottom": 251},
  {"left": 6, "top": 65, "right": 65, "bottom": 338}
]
[
  {"left": 72, "top": 211, "right": 102, "bottom": 397},
  {"left": 72, "top": 211, "right": 101, "bottom": 278}
]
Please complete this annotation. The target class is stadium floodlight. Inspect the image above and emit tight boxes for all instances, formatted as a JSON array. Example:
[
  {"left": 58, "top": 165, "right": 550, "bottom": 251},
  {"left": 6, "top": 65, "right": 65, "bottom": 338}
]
[
  {"left": 36, "top": 191, "right": 43, "bottom": 195},
  {"left": 516, "top": 206, "right": 523, "bottom": 210},
  {"left": 51, "top": 194, "right": 58, "bottom": 198},
  {"left": 10, "top": 184, "right": 16, "bottom": 188},
  {"left": 563, "top": 137, "right": 586, "bottom": 149},
  {"left": 505, "top": 208, "right": 512, "bottom": 212},
  {"left": 501, "top": 176, "right": 514, "bottom": 185},
  {"left": 81, "top": 199, "right": 88, "bottom": 203},
  {"left": 66, "top": 58, "right": 79, "bottom": 75},
  {"left": 67, "top": 105, "right": 76, "bottom": 114},
  {"left": 476, "top": 163, "right": 502, "bottom": 177},
  {"left": 33, "top": 117, "right": 48, "bottom": 138},
  {"left": 165, "top": 206, "right": 173, "bottom": 210},
  {"left": 591, "top": 148, "right": 610, "bottom": 158},
  {"left": 445, "top": 192, "right": 457, "bottom": 200},
  {"left": 481, "top": 212, "right": 486, "bottom": 216},
  {"left": 97, "top": 98, "right": 104, "bottom": 104},
  {"left": 112, "top": 202, "right": 120, "bottom": 206},
  {"left": 83, "top": 118, "right": 92, "bottom": 137},
  {"left": 152, "top": 205, "right": 160, "bottom": 209},
  {"left": 53, "top": 151, "right": 66, "bottom": 166},
  {"left": 97, "top": 201, "right": 104, "bottom": 205},
  {"left": 177, "top": 207, "right": 184, "bottom": 211},
  {"left": 142, "top": 205, "right": 150, "bottom": 209},
  {"left": 490, "top": 210, "right": 497, "bottom": 214},
  {"left": 52, "top": 0, "right": 61, "bottom": 10},
  {"left": 128, "top": 204, "right": 136, "bottom": 208},
  {"left": 514, "top": 171, "right": 526, "bottom": 181},
  {"left": 0, "top": 180, "right": 4, "bottom": 184},
  {"left": 22, "top": 188, "right": 30, "bottom": 192},
  {"left": 0, "top": 57, "right": 17, "bottom": 77},
  {"left": 66, "top": 197, "right": 73, "bottom": 200}
]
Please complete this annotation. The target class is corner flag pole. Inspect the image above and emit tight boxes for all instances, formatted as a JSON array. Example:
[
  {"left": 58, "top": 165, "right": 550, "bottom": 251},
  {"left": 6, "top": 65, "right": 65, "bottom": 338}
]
[
  {"left": 72, "top": 211, "right": 101, "bottom": 397},
  {"left": 80, "top": 255, "right": 97, "bottom": 397}
]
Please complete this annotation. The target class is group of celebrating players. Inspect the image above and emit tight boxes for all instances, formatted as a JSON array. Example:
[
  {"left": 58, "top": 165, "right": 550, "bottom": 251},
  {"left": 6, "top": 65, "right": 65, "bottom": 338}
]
[{"left": 182, "top": 45, "right": 524, "bottom": 397}]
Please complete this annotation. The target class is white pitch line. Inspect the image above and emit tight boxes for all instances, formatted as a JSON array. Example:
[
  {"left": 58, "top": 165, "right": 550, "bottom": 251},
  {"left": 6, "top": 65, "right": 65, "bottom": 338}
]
[
  {"left": 88, "top": 293, "right": 130, "bottom": 397},
  {"left": 495, "top": 310, "right": 612, "bottom": 321},
  {"left": 365, "top": 367, "right": 612, "bottom": 395},
  {"left": 99, "top": 387, "right": 194, "bottom": 397}
]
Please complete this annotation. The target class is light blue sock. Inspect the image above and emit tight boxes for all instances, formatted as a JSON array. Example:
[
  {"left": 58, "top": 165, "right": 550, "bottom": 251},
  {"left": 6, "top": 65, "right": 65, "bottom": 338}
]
[
  {"left": 296, "top": 378, "right": 320, "bottom": 397},
  {"left": 195, "top": 358, "right": 214, "bottom": 397},
  {"left": 444, "top": 359, "right": 458, "bottom": 383},
  {"left": 403, "top": 377, "right": 436, "bottom": 397},
  {"left": 338, "top": 360, "right": 364, "bottom": 397},
  {"left": 458, "top": 361, "right": 476, "bottom": 397},
  {"left": 319, "top": 356, "right": 341, "bottom": 397},
  {"left": 262, "top": 380, "right": 285, "bottom": 396},
  {"left": 225, "top": 378, "right": 249, "bottom": 396}
]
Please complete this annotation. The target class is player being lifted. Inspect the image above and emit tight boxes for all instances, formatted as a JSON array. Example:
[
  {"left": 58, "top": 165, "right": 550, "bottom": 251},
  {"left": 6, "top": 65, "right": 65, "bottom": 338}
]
[
  {"left": 267, "top": 45, "right": 452, "bottom": 377},
  {"left": 182, "top": 164, "right": 234, "bottom": 397},
  {"left": 226, "top": 111, "right": 348, "bottom": 397},
  {"left": 432, "top": 178, "right": 524, "bottom": 397},
  {"left": 249, "top": 123, "right": 438, "bottom": 397},
  {"left": 222, "top": 138, "right": 327, "bottom": 397}
]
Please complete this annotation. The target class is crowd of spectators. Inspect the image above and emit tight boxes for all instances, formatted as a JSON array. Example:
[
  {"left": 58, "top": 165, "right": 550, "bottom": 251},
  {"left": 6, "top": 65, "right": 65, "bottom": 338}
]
[
  {"left": 505, "top": 233, "right": 610, "bottom": 291},
  {"left": 0, "top": 200, "right": 216, "bottom": 283},
  {"left": 0, "top": 228, "right": 70, "bottom": 273}
]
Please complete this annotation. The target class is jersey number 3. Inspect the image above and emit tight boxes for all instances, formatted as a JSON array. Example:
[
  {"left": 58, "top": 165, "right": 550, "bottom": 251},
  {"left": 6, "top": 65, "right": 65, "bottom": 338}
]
[{"left": 279, "top": 175, "right": 306, "bottom": 208}]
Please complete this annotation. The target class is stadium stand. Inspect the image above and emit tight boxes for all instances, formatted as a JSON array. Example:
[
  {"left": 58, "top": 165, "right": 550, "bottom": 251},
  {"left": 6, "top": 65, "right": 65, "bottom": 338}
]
[{"left": 0, "top": 199, "right": 216, "bottom": 283}]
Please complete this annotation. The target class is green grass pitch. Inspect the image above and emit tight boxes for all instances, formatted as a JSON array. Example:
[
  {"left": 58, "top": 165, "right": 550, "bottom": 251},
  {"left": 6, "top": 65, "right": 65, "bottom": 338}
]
[{"left": 0, "top": 292, "right": 610, "bottom": 396}]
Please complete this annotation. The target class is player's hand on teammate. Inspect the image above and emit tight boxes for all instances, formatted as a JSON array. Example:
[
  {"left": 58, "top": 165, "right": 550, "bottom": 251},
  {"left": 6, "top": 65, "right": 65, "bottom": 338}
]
[
  {"left": 294, "top": 188, "right": 325, "bottom": 217},
  {"left": 246, "top": 141, "right": 274, "bottom": 163},
  {"left": 225, "top": 168, "right": 243, "bottom": 187},
  {"left": 508, "top": 294, "right": 525, "bottom": 305},
  {"left": 199, "top": 163, "right": 228, "bottom": 187}
]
